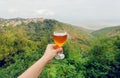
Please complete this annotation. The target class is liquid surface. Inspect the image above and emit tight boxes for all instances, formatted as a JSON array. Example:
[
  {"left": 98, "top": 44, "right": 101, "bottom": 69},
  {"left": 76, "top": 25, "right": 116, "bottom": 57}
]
[{"left": 53, "top": 33, "right": 67, "bottom": 47}]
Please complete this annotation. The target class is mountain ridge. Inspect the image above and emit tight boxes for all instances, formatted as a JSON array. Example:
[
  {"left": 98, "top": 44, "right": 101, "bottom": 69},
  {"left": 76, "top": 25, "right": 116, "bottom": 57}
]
[
  {"left": 0, "top": 17, "right": 120, "bottom": 38},
  {"left": 91, "top": 25, "right": 120, "bottom": 37}
]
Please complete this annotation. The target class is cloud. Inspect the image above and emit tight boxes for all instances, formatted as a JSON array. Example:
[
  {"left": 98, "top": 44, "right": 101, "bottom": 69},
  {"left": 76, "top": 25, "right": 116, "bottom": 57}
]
[
  {"left": 36, "top": 9, "right": 55, "bottom": 16},
  {"left": 7, "top": 8, "right": 55, "bottom": 18},
  {"left": 8, "top": 9, "right": 18, "bottom": 13}
]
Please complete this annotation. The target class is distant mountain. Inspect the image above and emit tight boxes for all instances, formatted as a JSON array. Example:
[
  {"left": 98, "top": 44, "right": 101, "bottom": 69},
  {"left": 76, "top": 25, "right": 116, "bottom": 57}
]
[
  {"left": 8, "top": 17, "right": 26, "bottom": 21},
  {"left": 0, "top": 18, "right": 92, "bottom": 41},
  {"left": 0, "top": 18, "right": 45, "bottom": 27},
  {"left": 91, "top": 26, "right": 120, "bottom": 37}
]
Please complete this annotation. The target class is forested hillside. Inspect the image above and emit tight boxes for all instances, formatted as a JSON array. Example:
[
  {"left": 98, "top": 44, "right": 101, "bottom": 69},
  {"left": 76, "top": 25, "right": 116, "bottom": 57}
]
[
  {"left": 0, "top": 18, "right": 120, "bottom": 78},
  {"left": 91, "top": 26, "right": 120, "bottom": 37}
]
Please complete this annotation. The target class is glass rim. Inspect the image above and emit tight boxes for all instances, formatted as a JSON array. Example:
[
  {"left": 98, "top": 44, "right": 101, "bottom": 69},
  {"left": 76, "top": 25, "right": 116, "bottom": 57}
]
[{"left": 53, "top": 31, "right": 67, "bottom": 36}]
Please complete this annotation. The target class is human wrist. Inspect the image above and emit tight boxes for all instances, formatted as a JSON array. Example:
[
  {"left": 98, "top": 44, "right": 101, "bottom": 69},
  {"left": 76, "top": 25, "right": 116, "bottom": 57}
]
[{"left": 40, "top": 54, "right": 51, "bottom": 63}]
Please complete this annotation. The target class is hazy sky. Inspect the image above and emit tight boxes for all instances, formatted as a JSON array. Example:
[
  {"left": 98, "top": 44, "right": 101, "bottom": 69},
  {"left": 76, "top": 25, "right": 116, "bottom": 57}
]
[{"left": 0, "top": 0, "right": 120, "bottom": 29}]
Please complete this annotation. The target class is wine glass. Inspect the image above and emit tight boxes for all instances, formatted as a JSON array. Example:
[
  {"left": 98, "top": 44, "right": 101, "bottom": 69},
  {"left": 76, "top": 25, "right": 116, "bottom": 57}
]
[{"left": 53, "top": 30, "right": 67, "bottom": 59}]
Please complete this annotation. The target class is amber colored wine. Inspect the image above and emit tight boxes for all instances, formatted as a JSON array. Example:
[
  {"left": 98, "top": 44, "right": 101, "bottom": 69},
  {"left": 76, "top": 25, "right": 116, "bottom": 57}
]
[{"left": 53, "top": 33, "right": 67, "bottom": 47}]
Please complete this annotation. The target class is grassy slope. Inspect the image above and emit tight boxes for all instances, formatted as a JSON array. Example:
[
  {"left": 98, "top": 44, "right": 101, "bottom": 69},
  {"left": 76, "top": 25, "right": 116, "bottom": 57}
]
[{"left": 91, "top": 26, "right": 120, "bottom": 37}]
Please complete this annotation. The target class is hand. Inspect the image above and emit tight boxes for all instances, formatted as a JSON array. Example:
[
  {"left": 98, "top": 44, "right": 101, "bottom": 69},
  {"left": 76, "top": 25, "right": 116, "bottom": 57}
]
[
  {"left": 43, "top": 44, "right": 63, "bottom": 61},
  {"left": 18, "top": 44, "right": 63, "bottom": 78}
]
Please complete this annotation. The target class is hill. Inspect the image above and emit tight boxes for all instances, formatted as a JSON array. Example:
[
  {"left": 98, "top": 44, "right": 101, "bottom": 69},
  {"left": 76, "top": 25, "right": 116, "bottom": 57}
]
[
  {"left": 0, "top": 18, "right": 92, "bottom": 43},
  {"left": 91, "top": 26, "right": 120, "bottom": 37},
  {"left": 0, "top": 18, "right": 92, "bottom": 65},
  {"left": 0, "top": 18, "right": 120, "bottom": 78}
]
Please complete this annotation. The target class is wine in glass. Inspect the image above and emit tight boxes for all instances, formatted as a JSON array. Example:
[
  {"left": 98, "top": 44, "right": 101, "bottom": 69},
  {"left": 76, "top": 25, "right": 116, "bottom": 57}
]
[{"left": 53, "top": 30, "right": 67, "bottom": 59}]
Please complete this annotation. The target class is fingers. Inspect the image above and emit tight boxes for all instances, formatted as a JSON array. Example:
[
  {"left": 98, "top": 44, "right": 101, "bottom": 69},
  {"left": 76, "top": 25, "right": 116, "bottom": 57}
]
[
  {"left": 48, "top": 44, "right": 58, "bottom": 49},
  {"left": 53, "top": 44, "right": 59, "bottom": 49},
  {"left": 56, "top": 48, "right": 63, "bottom": 53},
  {"left": 48, "top": 44, "right": 63, "bottom": 53}
]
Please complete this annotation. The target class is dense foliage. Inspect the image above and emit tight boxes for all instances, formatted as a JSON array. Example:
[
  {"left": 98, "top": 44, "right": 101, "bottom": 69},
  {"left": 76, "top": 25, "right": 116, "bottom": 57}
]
[{"left": 0, "top": 19, "right": 120, "bottom": 78}]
